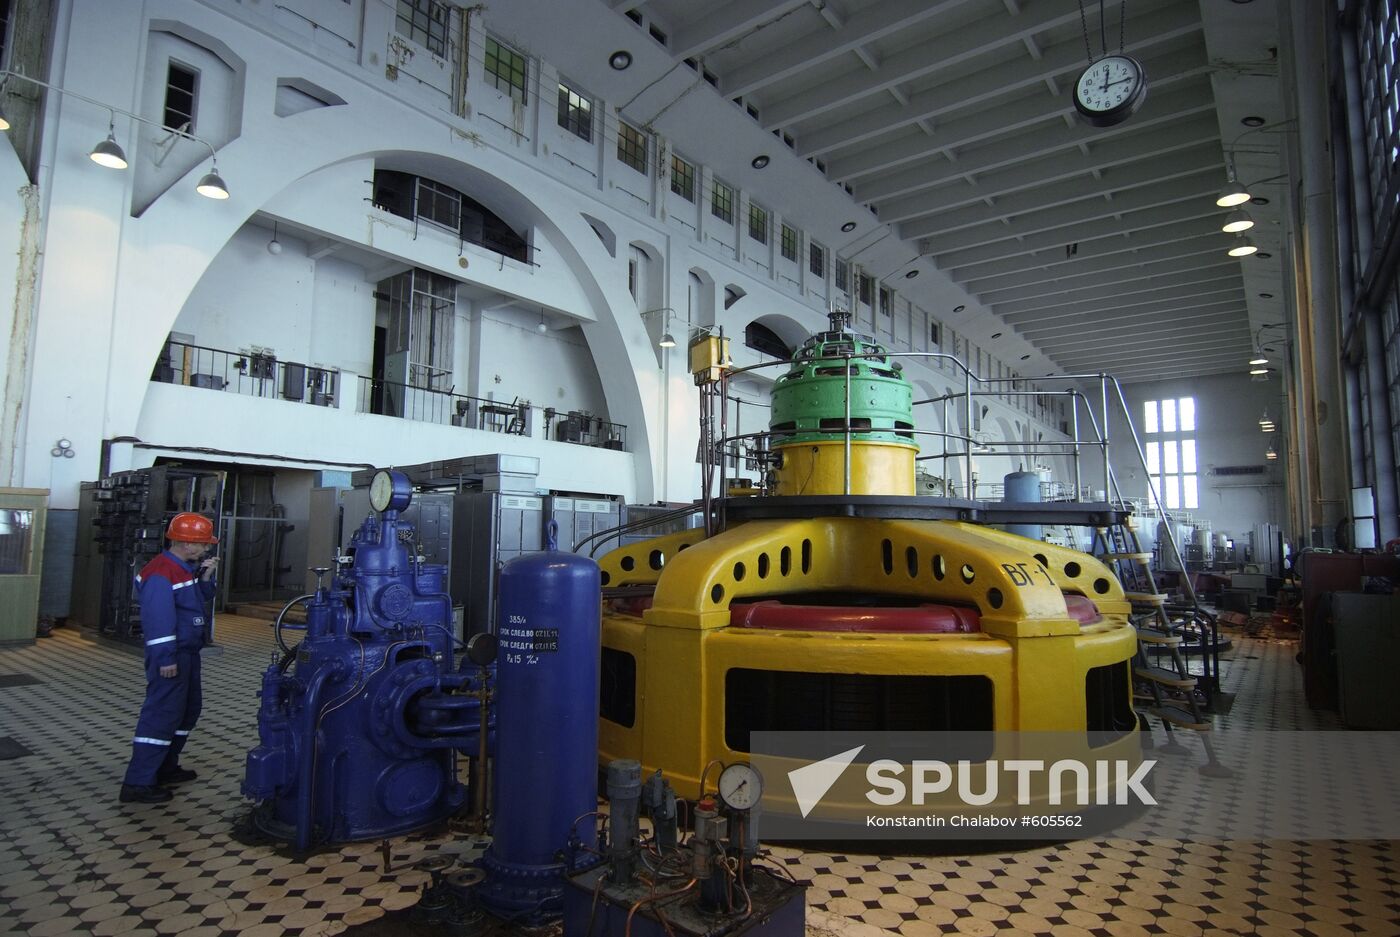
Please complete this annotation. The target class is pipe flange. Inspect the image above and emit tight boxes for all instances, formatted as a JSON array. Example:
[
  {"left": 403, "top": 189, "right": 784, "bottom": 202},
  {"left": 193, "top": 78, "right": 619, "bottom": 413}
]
[{"left": 447, "top": 868, "right": 485, "bottom": 889}]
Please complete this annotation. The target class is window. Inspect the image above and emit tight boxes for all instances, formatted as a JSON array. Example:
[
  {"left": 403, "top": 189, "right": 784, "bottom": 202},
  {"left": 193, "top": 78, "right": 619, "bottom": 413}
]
[
  {"left": 0, "top": 0, "right": 13, "bottom": 71},
  {"left": 748, "top": 203, "right": 768, "bottom": 243},
  {"left": 858, "top": 273, "right": 873, "bottom": 306},
  {"left": 1143, "top": 397, "right": 1198, "bottom": 510},
  {"left": 383, "top": 269, "right": 456, "bottom": 392},
  {"left": 780, "top": 224, "right": 798, "bottom": 261},
  {"left": 484, "top": 36, "right": 528, "bottom": 105},
  {"left": 835, "top": 259, "right": 849, "bottom": 292},
  {"left": 557, "top": 82, "right": 592, "bottom": 141},
  {"left": 711, "top": 180, "right": 734, "bottom": 224},
  {"left": 879, "top": 286, "right": 892, "bottom": 317},
  {"left": 416, "top": 178, "right": 461, "bottom": 232},
  {"left": 930, "top": 322, "right": 941, "bottom": 347},
  {"left": 163, "top": 62, "right": 199, "bottom": 131},
  {"left": 670, "top": 155, "right": 695, "bottom": 201},
  {"left": 1359, "top": 0, "right": 1400, "bottom": 237},
  {"left": 617, "top": 120, "right": 648, "bottom": 174},
  {"left": 396, "top": 0, "right": 449, "bottom": 57},
  {"left": 809, "top": 242, "right": 825, "bottom": 278}
]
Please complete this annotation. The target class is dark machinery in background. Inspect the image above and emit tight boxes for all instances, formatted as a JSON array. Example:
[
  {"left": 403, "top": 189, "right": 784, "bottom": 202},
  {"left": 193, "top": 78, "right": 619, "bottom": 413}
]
[
  {"left": 86, "top": 465, "right": 224, "bottom": 645},
  {"left": 244, "top": 469, "right": 805, "bottom": 936}
]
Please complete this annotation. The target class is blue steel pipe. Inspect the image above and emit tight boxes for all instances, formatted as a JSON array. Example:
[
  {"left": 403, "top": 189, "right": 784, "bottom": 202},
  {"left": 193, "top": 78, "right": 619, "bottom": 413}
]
[{"left": 292, "top": 664, "right": 340, "bottom": 853}]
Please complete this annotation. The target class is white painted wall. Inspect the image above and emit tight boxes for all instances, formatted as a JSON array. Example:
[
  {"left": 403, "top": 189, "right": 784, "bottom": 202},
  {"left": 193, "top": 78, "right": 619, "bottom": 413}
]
[{"left": 1112, "top": 373, "right": 1287, "bottom": 539}]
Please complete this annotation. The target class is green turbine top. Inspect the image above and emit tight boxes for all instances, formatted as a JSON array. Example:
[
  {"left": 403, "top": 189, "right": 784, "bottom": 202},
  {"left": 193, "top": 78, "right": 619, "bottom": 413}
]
[{"left": 769, "top": 311, "right": 917, "bottom": 448}]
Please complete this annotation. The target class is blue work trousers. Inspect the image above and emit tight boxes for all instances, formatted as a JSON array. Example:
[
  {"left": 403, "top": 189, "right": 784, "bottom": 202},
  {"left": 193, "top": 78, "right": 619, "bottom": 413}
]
[{"left": 123, "top": 649, "right": 202, "bottom": 786}]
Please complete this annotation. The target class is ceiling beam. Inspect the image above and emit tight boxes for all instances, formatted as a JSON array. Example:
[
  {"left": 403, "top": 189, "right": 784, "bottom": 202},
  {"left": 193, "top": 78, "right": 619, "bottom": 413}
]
[
  {"left": 1118, "top": 363, "right": 1252, "bottom": 383},
  {"left": 880, "top": 136, "right": 1220, "bottom": 229},
  {"left": 930, "top": 202, "right": 1228, "bottom": 271},
  {"left": 1038, "top": 327, "right": 1252, "bottom": 355},
  {"left": 1017, "top": 302, "right": 1249, "bottom": 338},
  {"left": 975, "top": 251, "right": 1245, "bottom": 306},
  {"left": 812, "top": 5, "right": 1204, "bottom": 163},
  {"left": 670, "top": 0, "right": 811, "bottom": 60},
  {"left": 959, "top": 234, "right": 1232, "bottom": 293},
  {"left": 760, "top": 0, "right": 1127, "bottom": 128},
  {"left": 1002, "top": 285, "right": 1246, "bottom": 325},
  {"left": 947, "top": 215, "right": 1225, "bottom": 282},
  {"left": 994, "top": 272, "right": 1242, "bottom": 317},
  {"left": 722, "top": 0, "right": 969, "bottom": 98},
  {"left": 986, "top": 264, "right": 1241, "bottom": 312},
  {"left": 1049, "top": 346, "right": 1248, "bottom": 370},
  {"left": 834, "top": 79, "right": 1209, "bottom": 208}
]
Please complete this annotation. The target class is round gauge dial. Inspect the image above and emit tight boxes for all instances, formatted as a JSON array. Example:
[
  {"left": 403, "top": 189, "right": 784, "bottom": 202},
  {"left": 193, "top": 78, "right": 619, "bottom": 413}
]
[
  {"left": 369, "top": 469, "right": 412, "bottom": 513},
  {"left": 718, "top": 762, "right": 764, "bottom": 811},
  {"left": 1073, "top": 55, "right": 1147, "bottom": 127}
]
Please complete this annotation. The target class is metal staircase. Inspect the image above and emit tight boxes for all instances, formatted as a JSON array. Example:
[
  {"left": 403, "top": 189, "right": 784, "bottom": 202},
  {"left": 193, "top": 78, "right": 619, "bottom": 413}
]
[{"left": 1093, "top": 517, "right": 1231, "bottom": 776}]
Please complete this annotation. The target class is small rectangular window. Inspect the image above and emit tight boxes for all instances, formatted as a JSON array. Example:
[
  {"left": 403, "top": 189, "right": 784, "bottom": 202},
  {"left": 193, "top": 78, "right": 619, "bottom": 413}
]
[
  {"left": 670, "top": 155, "right": 695, "bottom": 201},
  {"left": 780, "top": 224, "right": 798, "bottom": 261},
  {"left": 930, "top": 323, "right": 941, "bottom": 347},
  {"left": 858, "top": 274, "right": 873, "bottom": 306},
  {"left": 879, "top": 286, "right": 892, "bottom": 316},
  {"left": 1161, "top": 399, "right": 1177, "bottom": 433},
  {"left": 748, "top": 203, "right": 768, "bottom": 243},
  {"left": 711, "top": 180, "right": 734, "bottom": 224},
  {"left": 484, "top": 36, "right": 528, "bottom": 105},
  {"left": 416, "top": 178, "right": 461, "bottom": 231},
  {"left": 396, "top": 0, "right": 449, "bottom": 57},
  {"left": 1178, "top": 396, "right": 1196, "bottom": 432},
  {"left": 556, "top": 82, "right": 592, "bottom": 141},
  {"left": 836, "top": 259, "right": 849, "bottom": 292},
  {"left": 163, "top": 62, "right": 199, "bottom": 132},
  {"left": 617, "top": 121, "right": 648, "bottom": 174},
  {"left": 1143, "top": 401, "right": 1159, "bottom": 434},
  {"left": 809, "top": 242, "right": 825, "bottom": 278}
]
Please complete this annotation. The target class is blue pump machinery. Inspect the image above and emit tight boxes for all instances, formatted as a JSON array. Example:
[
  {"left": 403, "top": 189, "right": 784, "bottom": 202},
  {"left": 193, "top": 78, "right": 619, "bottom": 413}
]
[{"left": 243, "top": 469, "right": 492, "bottom": 852}]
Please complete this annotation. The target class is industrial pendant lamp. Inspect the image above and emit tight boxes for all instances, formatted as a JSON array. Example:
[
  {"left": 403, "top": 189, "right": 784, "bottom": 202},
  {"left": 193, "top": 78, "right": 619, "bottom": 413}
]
[
  {"left": 89, "top": 117, "right": 128, "bottom": 170},
  {"left": 1265, "top": 439, "right": 1278, "bottom": 461},
  {"left": 658, "top": 331, "right": 676, "bottom": 348},
  {"left": 1228, "top": 236, "right": 1258, "bottom": 257},
  {"left": 196, "top": 161, "right": 229, "bottom": 199},
  {"left": 1217, "top": 179, "right": 1250, "bottom": 207},
  {"left": 0, "top": 106, "right": 9, "bottom": 132},
  {"left": 1221, "top": 209, "right": 1255, "bottom": 233}
]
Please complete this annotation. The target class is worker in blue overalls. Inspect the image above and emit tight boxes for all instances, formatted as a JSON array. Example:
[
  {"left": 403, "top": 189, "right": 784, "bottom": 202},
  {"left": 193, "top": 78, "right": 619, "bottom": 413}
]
[{"left": 119, "top": 512, "right": 220, "bottom": 804}]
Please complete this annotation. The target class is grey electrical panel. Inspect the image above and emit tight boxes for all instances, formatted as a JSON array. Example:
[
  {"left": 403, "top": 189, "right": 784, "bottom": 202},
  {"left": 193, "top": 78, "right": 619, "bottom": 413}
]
[{"left": 546, "top": 495, "right": 623, "bottom": 554}]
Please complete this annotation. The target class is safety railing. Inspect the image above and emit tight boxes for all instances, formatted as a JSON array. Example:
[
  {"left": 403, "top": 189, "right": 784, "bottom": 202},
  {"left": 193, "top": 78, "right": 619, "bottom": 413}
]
[
  {"left": 152, "top": 340, "right": 338, "bottom": 406},
  {"left": 707, "top": 349, "right": 1195, "bottom": 602}
]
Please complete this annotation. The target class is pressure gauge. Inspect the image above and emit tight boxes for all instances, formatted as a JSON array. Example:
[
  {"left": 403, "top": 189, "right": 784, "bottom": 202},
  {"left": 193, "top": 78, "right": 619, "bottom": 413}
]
[
  {"left": 369, "top": 469, "right": 412, "bottom": 513},
  {"left": 718, "top": 762, "right": 764, "bottom": 811}
]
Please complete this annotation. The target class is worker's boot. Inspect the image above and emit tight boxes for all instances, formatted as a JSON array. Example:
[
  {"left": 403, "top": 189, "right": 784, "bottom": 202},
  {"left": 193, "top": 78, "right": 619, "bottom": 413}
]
[
  {"left": 119, "top": 784, "right": 173, "bottom": 804},
  {"left": 157, "top": 766, "right": 197, "bottom": 785}
]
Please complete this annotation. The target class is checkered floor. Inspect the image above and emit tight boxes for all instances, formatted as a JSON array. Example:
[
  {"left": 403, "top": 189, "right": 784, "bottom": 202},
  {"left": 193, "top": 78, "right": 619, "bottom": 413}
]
[{"left": 1, "top": 618, "right": 1397, "bottom": 936}]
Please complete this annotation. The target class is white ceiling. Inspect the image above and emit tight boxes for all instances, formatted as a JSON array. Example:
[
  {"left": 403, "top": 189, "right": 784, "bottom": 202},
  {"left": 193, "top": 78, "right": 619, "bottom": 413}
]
[{"left": 493, "top": 0, "right": 1287, "bottom": 384}]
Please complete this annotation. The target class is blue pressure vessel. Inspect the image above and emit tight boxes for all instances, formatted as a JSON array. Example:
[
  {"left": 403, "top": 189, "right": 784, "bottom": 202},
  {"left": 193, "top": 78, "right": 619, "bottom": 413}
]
[
  {"left": 1003, "top": 470, "right": 1043, "bottom": 541},
  {"left": 477, "top": 525, "right": 602, "bottom": 922}
]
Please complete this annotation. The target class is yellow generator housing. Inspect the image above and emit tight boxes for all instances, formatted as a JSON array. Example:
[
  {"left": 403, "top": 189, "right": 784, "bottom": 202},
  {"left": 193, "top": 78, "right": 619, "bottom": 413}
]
[{"left": 596, "top": 518, "right": 1141, "bottom": 812}]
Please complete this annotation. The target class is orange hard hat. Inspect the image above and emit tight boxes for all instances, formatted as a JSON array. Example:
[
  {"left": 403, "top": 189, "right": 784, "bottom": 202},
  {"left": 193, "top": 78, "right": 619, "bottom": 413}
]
[{"left": 166, "top": 512, "right": 218, "bottom": 544}]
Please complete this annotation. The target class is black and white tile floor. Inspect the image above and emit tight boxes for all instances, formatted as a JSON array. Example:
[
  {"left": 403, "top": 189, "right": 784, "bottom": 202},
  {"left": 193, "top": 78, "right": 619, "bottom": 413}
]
[{"left": 1, "top": 618, "right": 1397, "bottom": 936}]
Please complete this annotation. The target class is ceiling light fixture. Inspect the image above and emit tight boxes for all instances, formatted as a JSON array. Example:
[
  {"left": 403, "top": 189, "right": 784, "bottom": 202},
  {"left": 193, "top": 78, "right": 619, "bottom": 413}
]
[
  {"left": 1241, "top": 115, "right": 1266, "bottom": 127},
  {"left": 840, "top": 221, "right": 857, "bottom": 232},
  {"left": 89, "top": 116, "right": 127, "bottom": 169},
  {"left": 267, "top": 221, "right": 282, "bottom": 255},
  {"left": 609, "top": 50, "right": 633, "bottom": 70},
  {"left": 990, "top": 332, "right": 1002, "bottom": 339},
  {"left": 1228, "top": 236, "right": 1258, "bottom": 257},
  {"left": 1266, "top": 439, "right": 1278, "bottom": 461},
  {"left": 1217, "top": 178, "right": 1251, "bottom": 207},
  {"left": 904, "top": 269, "right": 919, "bottom": 279},
  {"left": 659, "top": 331, "right": 676, "bottom": 348},
  {"left": 1249, "top": 355, "right": 1269, "bottom": 366},
  {"left": 750, "top": 154, "right": 770, "bottom": 169},
  {"left": 196, "top": 163, "right": 230, "bottom": 199},
  {"left": 1259, "top": 292, "right": 1273, "bottom": 298},
  {"left": 1250, "top": 367, "right": 1271, "bottom": 376},
  {"left": 953, "top": 304, "right": 966, "bottom": 313},
  {"left": 1250, "top": 196, "right": 1270, "bottom": 205},
  {"left": 1221, "top": 209, "right": 1255, "bottom": 233},
  {"left": 0, "top": 105, "right": 9, "bottom": 132},
  {"left": 537, "top": 308, "right": 549, "bottom": 334},
  {"left": 1255, "top": 251, "right": 1272, "bottom": 259},
  {"left": 1020, "top": 354, "right": 1031, "bottom": 360}
]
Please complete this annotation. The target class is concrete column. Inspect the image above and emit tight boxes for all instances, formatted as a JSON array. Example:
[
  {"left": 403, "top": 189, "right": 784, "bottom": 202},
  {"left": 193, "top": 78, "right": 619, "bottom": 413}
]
[{"left": 1287, "top": 0, "right": 1350, "bottom": 540}]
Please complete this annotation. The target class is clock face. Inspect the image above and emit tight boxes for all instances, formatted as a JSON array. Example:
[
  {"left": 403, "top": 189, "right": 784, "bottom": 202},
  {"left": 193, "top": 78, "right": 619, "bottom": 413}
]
[{"left": 1073, "top": 56, "right": 1146, "bottom": 126}]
